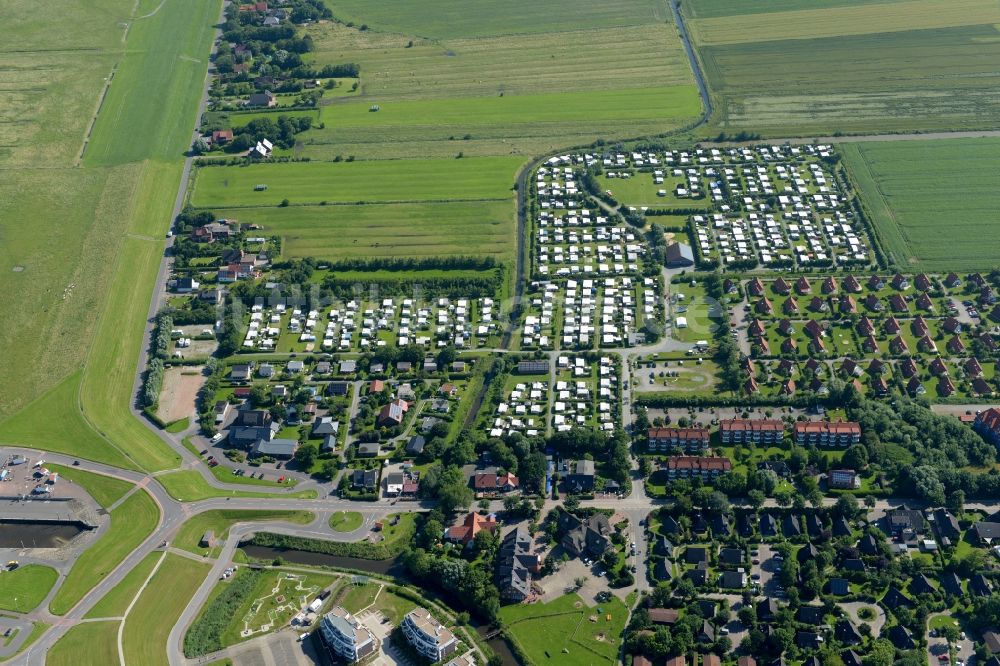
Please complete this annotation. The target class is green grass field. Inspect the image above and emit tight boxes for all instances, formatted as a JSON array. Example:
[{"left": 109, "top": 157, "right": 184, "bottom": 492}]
[
  {"left": 329, "top": 511, "right": 364, "bottom": 532},
  {"left": 0, "top": 0, "right": 220, "bottom": 474},
  {"left": 49, "top": 489, "right": 159, "bottom": 615},
  {"left": 84, "top": 551, "right": 162, "bottom": 619},
  {"left": 190, "top": 157, "right": 521, "bottom": 207},
  {"left": 500, "top": 593, "right": 629, "bottom": 665},
  {"left": 173, "top": 509, "right": 315, "bottom": 555},
  {"left": 0, "top": 564, "right": 58, "bottom": 613},
  {"left": 320, "top": 0, "right": 668, "bottom": 39},
  {"left": 121, "top": 553, "right": 211, "bottom": 666},
  {"left": 686, "top": 0, "right": 1000, "bottom": 135},
  {"left": 47, "top": 621, "right": 119, "bottom": 666},
  {"left": 45, "top": 463, "right": 133, "bottom": 508},
  {"left": 157, "top": 470, "right": 318, "bottom": 502},
  {"left": 227, "top": 200, "right": 516, "bottom": 262},
  {"left": 841, "top": 138, "right": 1000, "bottom": 271}
]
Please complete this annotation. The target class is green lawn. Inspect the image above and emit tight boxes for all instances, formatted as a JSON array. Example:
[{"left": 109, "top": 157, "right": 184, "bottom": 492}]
[
  {"left": 166, "top": 417, "right": 190, "bottom": 433},
  {"left": 329, "top": 511, "right": 364, "bottom": 532},
  {"left": 190, "top": 157, "right": 521, "bottom": 207},
  {"left": 49, "top": 489, "right": 160, "bottom": 615},
  {"left": 157, "top": 470, "right": 317, "bottom": 501},
  {"left": 500, "top": 593, "right": 629, "bottom": 665},
  {"left": 338, "top": 581, "right": 382, "bottom": 613},
  {"left": 45, "top": 463, "right": 134, "bottom": 508},
  {"left": 209, "top": 464, "right": 298, "bottom": 488},
  {"left": 121, "top": 553, "right": 211, "bottom": 666},
  {"left": 84, "top": 551, "right": 162, "bottom": 619},
  {"left": 47, "top": 621, "right": 119, "bottom": 666},
  {"left": 842, "top": 138, "right": 1000, "bottom": 272},
  {"left": 173, "top": 509, "right": 315, "bottom": 555},
  {"left": 0, "top": 564, "right": 58, "bottom": 613}
]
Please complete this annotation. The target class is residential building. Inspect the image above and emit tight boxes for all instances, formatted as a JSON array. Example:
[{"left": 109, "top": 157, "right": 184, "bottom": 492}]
[
  {"left": 319, "top": 606, "right": 377, "bottom": 662},
  {"left": 377, "top": 399, "right": 409, "bottom": 427},
  {"left": 665, "top": 456, "right": 732, "bottom": 480},
  {"left": 647, "top": 427, "right": 710, "bottom": 453},
  {"left": 828, "top": 469, "right": 861, "bottom": 490},
  {"left": 719, "top": 419, "right": 784, "bottom": 444},
  {"left": 975, "top": 408, "right": 1000, "bottom": 447},
  {"left": 559, "top": 511, "right": 612, "bottom": 558},
  {"left": 497, "top": 527, "right": 541, "bottom": 602},
  {"left": 792, "top": 421, "right": 861, "bottom": 446},
  {"left": 473, "top": 471, "right": 519, "bottom": 496},
  {"left": 563, "top": 459, "right": 595, "bottom": 493},
  {"left": 401, "top": 608, "right": 458, "bottom": 662},
  {"left": 446, "top": 512, "right": 498, "bottom": 546}
]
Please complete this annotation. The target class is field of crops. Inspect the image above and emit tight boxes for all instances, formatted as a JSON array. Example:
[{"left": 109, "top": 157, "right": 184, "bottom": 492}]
[
  {"left": 683, "top": 0, "right": 894, "bottom": 18},
  {"left": 190, "top": 157, "right": 520, "bottom": 207},
  {"left": 685, "top": 0, "right": 1000, "bottom": 135},
  {"left": 234, "top": 200, "right": 516, "bottom": 261},
  {"left": 841, "top": 138, "right": 1000, "bottom": 272}
]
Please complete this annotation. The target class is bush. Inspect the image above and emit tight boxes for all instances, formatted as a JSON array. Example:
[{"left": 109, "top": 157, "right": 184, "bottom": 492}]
[{"left": 183, "top": 568, "right": 262, "bottom": 656}]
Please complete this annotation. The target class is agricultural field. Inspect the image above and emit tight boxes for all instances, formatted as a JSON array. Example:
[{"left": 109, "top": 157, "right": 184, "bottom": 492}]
[
  {"left": 684, "top": 0, "right": 1000, "bottom": 135},
  {"left": 841, "top": 138, "right": 1000, "bottom": 272}
]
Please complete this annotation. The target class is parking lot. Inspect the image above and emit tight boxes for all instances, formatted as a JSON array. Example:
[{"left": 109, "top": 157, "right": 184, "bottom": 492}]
[{"left": 754, "top": 544, "right": 783, "bottom": 598}]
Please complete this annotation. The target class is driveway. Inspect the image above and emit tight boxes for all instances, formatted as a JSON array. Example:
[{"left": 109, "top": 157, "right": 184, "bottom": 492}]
[
  {"left": 358, "top": 610, "right": 414, "bottom": 666},
  {"left": 756, "top": 544, "right": 781, "bottom": 598}
]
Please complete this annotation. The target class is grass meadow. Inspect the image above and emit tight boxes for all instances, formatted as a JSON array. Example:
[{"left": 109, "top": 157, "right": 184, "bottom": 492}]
[
  {"left": 121, "top": 553, "right": 211, "bottom": 666},
  {"left": 191, "top": 157, "right": 521, "bottom": 207},
  {"left": 83, "top": 551, "right": 162, "bottom": 619},
  {"left": 0, "top": 564, "right": 59, "bottom": 613},
  {"left": 173, "top": 509, "right": 315, "bottom": 555},
  {"left": 0, "top": 0, "right": 220, "bottom": 474},
  {"left": 49, "top": 488, "right": 160, "bottom": 615},
  {"left": 841, "top": 138, "right": 1000, "bottom": 272},
  {"left": 47, "top": 621, "right": 120, "bottom": 666},
  {"left": 685, "top": 0, "right": 1000, "bottom": 135},
  {"left": 157, "top": 470, "right": 317, "bottom": 501},
  {"left": 500, "top": 593, "right": 629, "bottom": 666},
  {"left": 319, "top": 0, "right": 668, "bottom": 39},
  {"left": 223, "top": 200, "right": 516, "bottom": 262}
]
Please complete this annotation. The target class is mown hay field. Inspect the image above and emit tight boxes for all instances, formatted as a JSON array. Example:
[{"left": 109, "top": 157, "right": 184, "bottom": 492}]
[
  {"left": 320, "top": 0, "right": 669, "bottom": 39},
  {"left": 294, "top": 6, "right": 700, "bottom": 159},
  {"left": 693, "top": 21, "right": 1000, "bottom": 135},
  {"left": 688, "top": 0, "right": 1000, "bottom": 44},
  {"left": 841, "top": 138, "right": 1000, "bottom": 272},
  {"left": 230, "top": 200, "right": 516, "bottom": 262},
  {"left": 190, "top": 157, "right": 521, "bottom": 207}
]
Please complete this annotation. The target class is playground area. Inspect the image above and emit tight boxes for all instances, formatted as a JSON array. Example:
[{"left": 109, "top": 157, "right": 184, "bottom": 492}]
[{"left": 239, "top": 573, "right": 322, "bottom": 638}]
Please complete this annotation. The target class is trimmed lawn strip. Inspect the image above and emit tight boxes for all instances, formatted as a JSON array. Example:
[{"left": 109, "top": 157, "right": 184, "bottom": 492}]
[
  {"left": 84, "top": 551, "right": 161, "bottom": 619},
  {"left": 49, "top": 489, "right": 160, "bottom": 615},
  {"left": 0, "top": 564, "right": 58, "bottom": 613},
  {"left": 46, "top": 621, "right": 120, "bottom": 666},
  {"left": 122, "top": 553, "right": 211, "bottom": 666},
  {"left": 173, "top": 509, "right": 316, "bottom": 556},
  {"left": 329, "top": 511, "right": 364, "bottom": 532},
  {"left": 156, "top": 470, "right": 317, "bottom": 501},
  {"left": 45, "top": 463, "right": 133, "bottom": 509}
]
